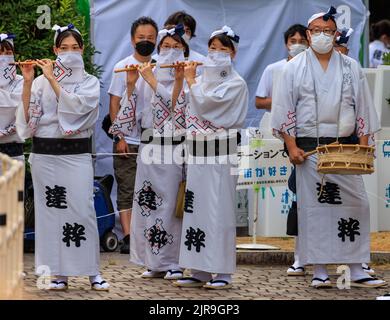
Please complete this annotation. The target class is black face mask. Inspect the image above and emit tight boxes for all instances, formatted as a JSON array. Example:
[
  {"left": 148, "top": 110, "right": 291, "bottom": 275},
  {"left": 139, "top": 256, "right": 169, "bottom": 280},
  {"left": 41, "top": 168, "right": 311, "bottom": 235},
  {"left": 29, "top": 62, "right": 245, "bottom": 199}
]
[{"left": 135, "top": 40, "right": 155, "bottom": 56}]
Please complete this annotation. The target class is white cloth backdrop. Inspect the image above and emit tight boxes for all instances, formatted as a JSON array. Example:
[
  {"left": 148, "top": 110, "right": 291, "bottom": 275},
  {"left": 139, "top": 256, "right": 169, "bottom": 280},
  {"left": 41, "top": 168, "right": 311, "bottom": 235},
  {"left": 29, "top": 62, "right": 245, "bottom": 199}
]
[{"left": 90, "top": 0, "right": 368, "bottom": 235}]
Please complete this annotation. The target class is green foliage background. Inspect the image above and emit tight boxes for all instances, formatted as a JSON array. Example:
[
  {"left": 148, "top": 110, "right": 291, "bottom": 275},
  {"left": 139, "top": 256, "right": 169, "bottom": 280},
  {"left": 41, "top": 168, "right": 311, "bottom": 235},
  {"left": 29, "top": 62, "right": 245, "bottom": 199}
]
[{"left": 0, "top": 0, "right": 100, "bottom": 77}]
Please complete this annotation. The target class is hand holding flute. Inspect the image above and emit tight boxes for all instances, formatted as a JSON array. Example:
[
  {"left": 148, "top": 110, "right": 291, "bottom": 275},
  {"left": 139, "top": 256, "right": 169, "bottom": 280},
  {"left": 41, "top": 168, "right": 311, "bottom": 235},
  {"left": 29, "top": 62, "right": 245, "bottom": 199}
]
[{"left": 114, "top": 61, "right": 203, "bottom": 73}]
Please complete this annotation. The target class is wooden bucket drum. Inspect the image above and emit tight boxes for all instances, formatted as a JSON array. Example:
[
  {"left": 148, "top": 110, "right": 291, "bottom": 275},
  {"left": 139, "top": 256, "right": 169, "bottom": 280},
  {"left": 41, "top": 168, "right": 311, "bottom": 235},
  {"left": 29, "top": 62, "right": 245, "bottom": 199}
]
[{"left": 316, "top": 144, "right": 375, "bottom": 175}]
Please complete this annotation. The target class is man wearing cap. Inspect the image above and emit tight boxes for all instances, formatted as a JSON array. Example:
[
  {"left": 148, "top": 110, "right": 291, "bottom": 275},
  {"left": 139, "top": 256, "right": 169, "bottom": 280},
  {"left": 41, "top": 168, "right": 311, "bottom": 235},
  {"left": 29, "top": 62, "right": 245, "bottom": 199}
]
[{"left": 271, "top": 6, "right": 385, "bottom": 289}]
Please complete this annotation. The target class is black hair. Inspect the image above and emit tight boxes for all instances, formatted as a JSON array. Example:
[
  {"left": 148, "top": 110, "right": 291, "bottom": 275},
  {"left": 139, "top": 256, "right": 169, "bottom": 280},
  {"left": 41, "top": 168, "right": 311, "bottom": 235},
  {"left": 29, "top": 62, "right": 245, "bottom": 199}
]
[
  {"left": 157, "top": 33, "right": 190, "bottom": 58},
  {"left": 208, "top": 34, "right": 236, "bottom": 52},
  {"left": 0, "top": 40, "right": 14, "bottom": 53},
  {"left": 284, "top": 24, "right": 308, "bottom": 44},
  {"left": 370, "top": 19, "right": 390, "bottom": 41},
  {"left": 55, "top": 30, "right": 83, "bottom": 48},
  {"left": 131, "top": 16, "right": 158, "bottom": 39},
  {"left": 164, "top": 11, "right": 197, "bottom": 38}
]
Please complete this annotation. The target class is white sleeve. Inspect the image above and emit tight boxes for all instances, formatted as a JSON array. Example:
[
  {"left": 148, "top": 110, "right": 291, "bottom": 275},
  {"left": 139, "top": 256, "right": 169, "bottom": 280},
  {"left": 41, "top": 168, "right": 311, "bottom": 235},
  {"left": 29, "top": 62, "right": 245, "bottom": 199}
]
[
  {"left": 57, "top": 75, "right": 100, "bottom": 136},
  {"left": 0, "top": 82, "right": 22, "bottom": 108},
  {"left": 0, "top": 79, "right": 23, "bottom": 136},
  {"left": 15, "top": 78, "right": 42, "bottom": 139},
  {"left": 270, "top": 64, "right": 297, "bottom": 139},
  {"left": 190, "top": 77, "right": 248, "bottom": 129},
  {"left": 109, "top": 87, "right": 138, "bottom": 137},
  {"left": 255, "top": 66, "right": 272, "bottom": 98},
  {"left": 108, "top": 66, "right": 126, "bottom": 98},
  {"left": 355, "top": 67, "right": 381, "bottom": 137}
]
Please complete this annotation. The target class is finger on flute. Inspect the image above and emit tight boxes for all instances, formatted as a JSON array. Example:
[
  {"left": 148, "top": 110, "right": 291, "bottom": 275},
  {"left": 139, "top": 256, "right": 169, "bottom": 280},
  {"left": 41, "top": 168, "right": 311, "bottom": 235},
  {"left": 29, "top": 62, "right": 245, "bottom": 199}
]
[
  {"left": 159, "top": 61, "right": 203, "bottom": 68},
  {"left": 10, "top": 60, "right": 56, "bottom": 66}
]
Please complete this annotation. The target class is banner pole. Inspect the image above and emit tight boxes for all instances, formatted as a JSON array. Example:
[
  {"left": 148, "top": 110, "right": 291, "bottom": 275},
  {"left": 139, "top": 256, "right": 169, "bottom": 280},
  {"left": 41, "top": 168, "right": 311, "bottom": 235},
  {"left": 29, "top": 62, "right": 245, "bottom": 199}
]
[{"left": 252, "top": 184, "right": 260, "bottom": 244}]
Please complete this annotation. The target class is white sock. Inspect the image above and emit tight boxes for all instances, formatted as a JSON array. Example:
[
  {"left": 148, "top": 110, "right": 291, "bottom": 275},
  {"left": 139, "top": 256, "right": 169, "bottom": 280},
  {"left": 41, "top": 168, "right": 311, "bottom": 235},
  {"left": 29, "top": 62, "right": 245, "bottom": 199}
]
[
  {"left": 89, "top": 274, "right": 104, "bottom": 284},
  {"left": 212, "top": 273, "right": 232, "bottom": 285},
  {"left": 293, "top": 236, "right": 301, "bottom": 267},
  {"left": 313, "top": 264, "right": 329, "bottom": 280},
  {"left": 350, "top": 263, "right": 372, "bottom": 281}
]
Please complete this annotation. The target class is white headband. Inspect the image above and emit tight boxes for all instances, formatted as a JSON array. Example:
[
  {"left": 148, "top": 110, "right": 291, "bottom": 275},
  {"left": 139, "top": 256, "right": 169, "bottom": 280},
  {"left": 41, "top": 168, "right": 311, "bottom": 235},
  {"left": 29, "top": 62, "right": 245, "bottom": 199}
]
[
  {"left": 0, "top": 33, "right": 15, "bottom": 46},
  {"left": 307, "top": 6, "right": 338, "bottom": 27},
  {"left": 158, "top": 24, "right": 185, "bottom": 42},
  {"left": 52, "top": 24, "right": 81, "bottom": 44},
  {"left": 336, "top": 28, "right": 354, "bottom": 48},
  {"left": 210, "top": 25, "right": 240, "bottom": 48}
]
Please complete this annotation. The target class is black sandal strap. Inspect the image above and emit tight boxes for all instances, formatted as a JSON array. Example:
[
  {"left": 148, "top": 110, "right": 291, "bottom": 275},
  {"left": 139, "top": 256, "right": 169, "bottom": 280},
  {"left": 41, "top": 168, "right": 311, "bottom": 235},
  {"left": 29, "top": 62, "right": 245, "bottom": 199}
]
[
  {"left": 168, "top": 270, "right": 183, "bottom": 275},
  {"left": 312, "top": 277, "right": 330, "bottom": 282},
  {"left": 354, "top": 277, "right": 378, "bottom": 283},
  {"left": 181, "top": 277, "right": 203, "bottom": 283},
  {"left": 290, "top": 266, "right": 304, "bottom": 271},
  {"left": 91, "top": 280, "right": 107, "bottom": 286},
  {"left": 210, "top": 279, "right": 230, "bottom": 285}
]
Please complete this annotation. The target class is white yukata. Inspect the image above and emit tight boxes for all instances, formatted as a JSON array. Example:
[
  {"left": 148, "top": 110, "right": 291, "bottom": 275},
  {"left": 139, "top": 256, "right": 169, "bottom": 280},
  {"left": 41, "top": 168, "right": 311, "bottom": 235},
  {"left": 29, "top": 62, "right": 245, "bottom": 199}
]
[
  {"left": 16, "top": 72, "right": 100, "bottom": 276},
  {"left": 118, "top": 56, "right": 187, "bottom": 272},
  {"left": 0, "top": 63, "right": 24, "bottom": 162},
  {"left": 271, "top": 48, "right": 380, "bottom": 265},
  {"left": 179, "top": 65, "right": 248, "bottom": 274}
]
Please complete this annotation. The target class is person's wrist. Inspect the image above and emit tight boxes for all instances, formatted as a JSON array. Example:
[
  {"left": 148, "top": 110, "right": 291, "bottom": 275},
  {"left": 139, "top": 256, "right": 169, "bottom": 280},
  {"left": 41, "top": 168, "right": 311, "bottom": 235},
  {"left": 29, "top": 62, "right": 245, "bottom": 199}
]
[
  {"left": 113, "top": 134, "right": 124, "bottom": 144},
  {"left": 46, "top": 74, "right": 56, "bottom": 82}
]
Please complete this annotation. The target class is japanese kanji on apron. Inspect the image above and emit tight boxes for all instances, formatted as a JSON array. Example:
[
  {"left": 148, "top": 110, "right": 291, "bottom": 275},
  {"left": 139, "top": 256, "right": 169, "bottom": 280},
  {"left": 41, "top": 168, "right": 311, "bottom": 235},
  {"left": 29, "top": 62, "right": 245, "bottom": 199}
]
[
  {"left": 130, "top": 137, "right": 185, "bottom": 272},
  {"left": 296, "top": 55, "right": 370, "bottom": 265},
  {"left": 178, "top": 133, "right": 239, "bottom": 274},
  {"left": 296, "top": 154, "right": 370, "bottom": 265},
  {"left": 30, "top": 138, "right": 99, "bottom": 276}
]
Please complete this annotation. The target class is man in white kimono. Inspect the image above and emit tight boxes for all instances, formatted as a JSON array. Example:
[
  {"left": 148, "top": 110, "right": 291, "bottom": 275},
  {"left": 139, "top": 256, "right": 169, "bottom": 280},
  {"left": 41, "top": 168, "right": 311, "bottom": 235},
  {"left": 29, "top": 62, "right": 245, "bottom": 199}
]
[
  {"left": 0, "top": 34, "right": 24, "bottom": 162},
  {"left": 271, "top": 6, "right": 386, "bottom": 289}
]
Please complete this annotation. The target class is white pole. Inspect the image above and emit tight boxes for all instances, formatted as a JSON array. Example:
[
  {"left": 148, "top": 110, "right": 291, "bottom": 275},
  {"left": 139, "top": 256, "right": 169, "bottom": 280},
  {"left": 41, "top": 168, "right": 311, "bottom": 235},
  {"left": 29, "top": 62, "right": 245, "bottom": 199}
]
[{"left": 252, "top": 184, "right": 260, "bottom": 244}]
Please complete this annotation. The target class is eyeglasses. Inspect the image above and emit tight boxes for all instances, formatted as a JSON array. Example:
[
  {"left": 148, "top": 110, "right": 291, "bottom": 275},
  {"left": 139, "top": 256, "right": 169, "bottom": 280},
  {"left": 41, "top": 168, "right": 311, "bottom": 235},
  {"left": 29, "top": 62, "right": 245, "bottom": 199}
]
[{"left": 309, "top": 28, "right": 337, "bottom": 36}]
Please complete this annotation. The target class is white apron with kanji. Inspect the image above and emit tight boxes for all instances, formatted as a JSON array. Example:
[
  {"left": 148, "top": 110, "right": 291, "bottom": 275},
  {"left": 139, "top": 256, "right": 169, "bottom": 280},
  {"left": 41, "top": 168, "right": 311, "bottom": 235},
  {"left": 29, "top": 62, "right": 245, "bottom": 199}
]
[
  {"left": 179, "top": 64, "right": 248, "bottom": 274},
  {"left": 296, "top": 155, "right": 370, "bottom": 264},
  {"left": 16, "top": 72, "right": 100, "bottom": 276}
]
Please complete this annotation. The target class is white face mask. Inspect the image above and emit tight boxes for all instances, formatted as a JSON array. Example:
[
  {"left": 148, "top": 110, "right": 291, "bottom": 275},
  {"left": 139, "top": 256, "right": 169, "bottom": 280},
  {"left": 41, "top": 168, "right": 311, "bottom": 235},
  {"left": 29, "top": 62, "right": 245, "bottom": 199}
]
[
  {"left": 182, "top": 33, "right": 191, "bottom": 45},
  {"left": 205, "top": 50, "right": 232, "bottom": 67},
  {"left": 310, "top": 32, "right": 334, "bottom": 54},
  {"left": 156, "top": 48, "right": 184, "bottom": 82},
  {"left": 0, "top": 55, "right": 16, "bottom": 86},
  {"left": 288, "top": 44, "right": 308, "bottom": 57},
  {"left": 158, "top": 48, "right": 184, "bottom": 64},
  {"left": 54, "top": 51, "right": 84, "bottom": 83}
]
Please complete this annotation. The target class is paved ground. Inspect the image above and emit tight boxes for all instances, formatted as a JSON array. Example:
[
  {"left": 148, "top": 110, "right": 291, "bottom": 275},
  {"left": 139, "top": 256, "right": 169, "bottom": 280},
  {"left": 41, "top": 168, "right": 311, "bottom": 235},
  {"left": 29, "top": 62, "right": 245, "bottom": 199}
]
[{"left": 19, "top": 253, "right": 390, "bottom": 300}]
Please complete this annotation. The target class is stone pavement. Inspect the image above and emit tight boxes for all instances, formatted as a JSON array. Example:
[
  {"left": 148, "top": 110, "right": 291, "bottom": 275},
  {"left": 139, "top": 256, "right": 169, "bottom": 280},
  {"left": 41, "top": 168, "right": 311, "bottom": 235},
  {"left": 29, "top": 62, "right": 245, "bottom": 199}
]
[{"left": 19, "top": 253, "right": 390, "bottom": 300}]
